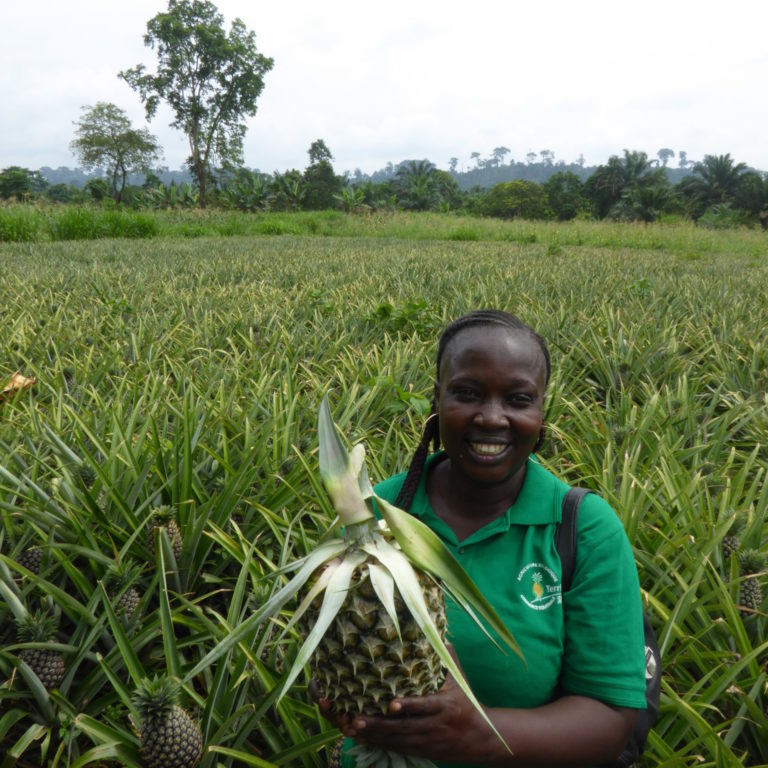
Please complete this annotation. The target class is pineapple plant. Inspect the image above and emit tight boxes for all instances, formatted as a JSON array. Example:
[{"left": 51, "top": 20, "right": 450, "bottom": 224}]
[
  {"left": 133, "top": 676, "right": 203, "bottom": 768},
  {"left": 16, "top": 608, "right": 66, "bottom": 690},
  {"left": 738, "top": 548, "right": 764, "bottom": 617},
  {"left": 230, "top": 396, "right": 522, "bottom": 768},
  {"left": 147, "top": 505, "right": 183, "bottom": 560}
]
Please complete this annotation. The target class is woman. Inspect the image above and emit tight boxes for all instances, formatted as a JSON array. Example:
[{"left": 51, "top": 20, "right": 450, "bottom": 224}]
[{"left": 317, "top": 309, "right": 647, "bottom": 767}]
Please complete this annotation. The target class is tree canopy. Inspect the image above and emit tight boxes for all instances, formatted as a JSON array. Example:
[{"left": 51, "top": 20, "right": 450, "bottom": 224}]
[
  {"left": 70, "top": 102, "right": 161, "bottom": 203},
  {"left": 120, "top": 0, "right": 273, "bottom": 207}
]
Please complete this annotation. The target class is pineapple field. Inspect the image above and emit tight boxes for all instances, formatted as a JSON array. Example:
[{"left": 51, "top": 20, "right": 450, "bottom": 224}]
[{"left": 1, "top": 216, "right": 767, "bottom": 766}]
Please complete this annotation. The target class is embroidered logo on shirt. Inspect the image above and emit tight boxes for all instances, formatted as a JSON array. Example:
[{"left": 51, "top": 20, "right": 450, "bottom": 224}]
[{"left": 517, "top": 562, "right": 561, "bottom": 610}]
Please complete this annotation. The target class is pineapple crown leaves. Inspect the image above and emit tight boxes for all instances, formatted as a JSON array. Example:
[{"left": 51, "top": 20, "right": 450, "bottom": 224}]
[
  {"left": 16, "top": 607, "right": 58, "bottom": 643},
  {"left": 738, "top": 548, "right": 765, "bottom": 576},
  {"left": 103, "top": 558, "right": 143, "bottom": 592},
  {"left": 725, "top": 510, "right": 747, "bottom": 536},
  {"left": 151, "top": 504, "right": 175, "bottom": 524},
  {"left": 318, "top": 394, "right": 374, "bottom": 526},
  {"left": 132, "top": 675, "right": 182, "bottom": 722}
]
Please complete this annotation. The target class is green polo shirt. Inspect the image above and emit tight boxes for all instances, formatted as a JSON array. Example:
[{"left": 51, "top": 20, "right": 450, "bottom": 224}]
[{"left": 342, "top": 453, "right": 646, "bottom": 767}]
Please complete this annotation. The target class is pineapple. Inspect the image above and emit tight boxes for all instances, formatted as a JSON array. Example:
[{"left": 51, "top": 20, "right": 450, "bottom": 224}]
[
  {"left": 133, "top": 676, "right": 202, "bottom": 768},
  {"left": 531, "top": 572, "right": 544, "bottom": 601},
  {"left": 147, "top": 506, "right": 183, "bottom": 560},
  {"left": 16, "top": 546, "right": 43, "bottom": 575},
  {"left": 738, "top": 548, "right": 764, "bottom": 616},
  {"left": 77, "top": 463, "right": 97, "bottom": 489},
  {"left": 17, "top": 608, "right": 66, "bottom": 690},
  {"left": 722, "top": 511, "right": 745, "bottom": 561},
  {"left": 104, "top": 559, "right": 143, "bottom": 621},
  {"left": 238, "top": 396, "right": 522, "bottom": 768}
]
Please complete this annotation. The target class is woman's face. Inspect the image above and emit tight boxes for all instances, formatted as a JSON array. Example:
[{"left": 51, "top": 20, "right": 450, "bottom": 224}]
[{"left": 436, "top": 325, "right": 547, "bottom": 488}]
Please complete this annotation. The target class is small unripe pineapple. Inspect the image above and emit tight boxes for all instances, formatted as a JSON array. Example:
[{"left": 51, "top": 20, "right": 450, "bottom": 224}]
[
  {"left": 146, "top": 506, "right": 183, "bottom": 560},
  {"left": 104, "top": 559, "right": 143, "bottom": 621},
  {"left": 722, "top": 512, "right": 745, "bottom": 561},
  {"left": 16, "top": 546, "right": 43, "bottom": 575},
  {"left": 738, "top": 548, "right": 764, "bottom": 616},
  {"left": 133, "top": 676, "right": 202, "bottom": 768},
  {"left": 77, "top": 463, "right": 97, "bottom": 489},
  {"left": 17, "top": 609, "right": 65, "bottom": 690}
]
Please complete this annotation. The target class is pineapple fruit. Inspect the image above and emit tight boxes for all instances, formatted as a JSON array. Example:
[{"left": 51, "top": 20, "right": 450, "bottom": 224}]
[
  {"left": 738, "top": 548, "right": 764, "bottom": 616},
  {"left": 245, "top": 396, "right": 521, "bottom": 768},
  {"left": 77, "top": 463, "right": 97, "bottom": 489},
  {"left": 721, "top": 511, "right": 744, "bottom": 561},
  {"left": 147, "top": 505, "right": 183, "bottom": 560},
  {"left": 16, "top": 546, "right": 43, "bottom": 575},
  {"left": 16, "top": 608, "right": 66, "bottom": 690},
  {"left": 104, "top": 559, "right": 143, "bottom": 621},
  {"left": 133, "top": 676, "right": 203, "bottom": 768}
]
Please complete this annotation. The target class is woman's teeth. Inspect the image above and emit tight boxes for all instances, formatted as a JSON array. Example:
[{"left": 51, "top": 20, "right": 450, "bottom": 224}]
[{"left": 471, "top": 442, "right": 506, "bottom": 456}]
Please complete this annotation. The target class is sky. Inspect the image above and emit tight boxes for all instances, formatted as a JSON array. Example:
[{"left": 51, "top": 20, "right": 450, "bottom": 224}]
[{"left": 2, "top": 0, "right": 768, "bottom": 176}]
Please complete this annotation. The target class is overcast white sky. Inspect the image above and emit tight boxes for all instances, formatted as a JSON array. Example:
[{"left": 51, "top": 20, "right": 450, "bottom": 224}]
[{"left": 2, "top": 0, "right": 767, "bottom": 175}]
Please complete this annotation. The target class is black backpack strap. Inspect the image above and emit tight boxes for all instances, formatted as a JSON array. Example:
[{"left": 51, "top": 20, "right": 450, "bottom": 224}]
[{"left": 556, "top": 487, "right": 592, "bottom": 592}]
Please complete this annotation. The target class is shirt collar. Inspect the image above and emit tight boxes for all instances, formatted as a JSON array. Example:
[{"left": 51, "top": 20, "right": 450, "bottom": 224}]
[{"left": 411, "top": 452, "right": 562, "bottom": 532}]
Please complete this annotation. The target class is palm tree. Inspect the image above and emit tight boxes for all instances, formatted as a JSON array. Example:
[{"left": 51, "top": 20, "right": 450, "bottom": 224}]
[
  {"left": 691, "top": 154, "right": 748, "bottom": 206},
  {"left": 395, "top": 159, "right": 437, "bottom": 211}
]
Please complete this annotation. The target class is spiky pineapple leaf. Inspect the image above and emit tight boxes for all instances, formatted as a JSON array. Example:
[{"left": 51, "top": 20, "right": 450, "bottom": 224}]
[
  {"left": 367, "top": 561, "right": 402, "bottom": 641},
  {"left": 156, "top": 542, "right": 181, "bottom": 680},
  {"left": 375, "top": 495, "right": 523, "bottom": 661},
  {"left": 207, "top": 745, "right": 282, "bottom": 766},
  {"left": 95, "top": 652, "right": 140, "bottom": 723},
  {"left": 0, "top": 574, "right": 27, "bottom": 622},
  {"left": 276, "top": 550, "right": 367, "bottom": 699},
  {"left": 97, "top": 582, "right": 144, "bottom": 687},
  {"left": 12, "top": 657, "right": 56, "bottom": 721},
  {"left": 184, "top": 538, "right": 349, "bottom": 683}
]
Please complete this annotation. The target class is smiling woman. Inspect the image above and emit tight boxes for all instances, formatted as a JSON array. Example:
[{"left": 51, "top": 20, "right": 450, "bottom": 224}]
[{"left": 320, "top": 309, "right": 648, "bottom": 768}]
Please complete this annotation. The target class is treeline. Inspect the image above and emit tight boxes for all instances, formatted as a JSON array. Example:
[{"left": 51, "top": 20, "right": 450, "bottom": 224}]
[{"left": 2, "top": 147, "right": 767, "bottom": 229}]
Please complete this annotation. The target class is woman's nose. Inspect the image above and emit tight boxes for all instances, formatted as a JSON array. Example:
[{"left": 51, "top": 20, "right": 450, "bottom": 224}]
[{"left": 475, "top": 398, "right": 507, "bottom": 426}]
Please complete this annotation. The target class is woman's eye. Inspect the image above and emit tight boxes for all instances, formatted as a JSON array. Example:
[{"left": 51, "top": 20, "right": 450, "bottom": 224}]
[
  {"left": 454, "top": 388, "right": 478, "bottom": 401},
  {"left": 508, "top": 393, "right": 533, "bottom": 404}
]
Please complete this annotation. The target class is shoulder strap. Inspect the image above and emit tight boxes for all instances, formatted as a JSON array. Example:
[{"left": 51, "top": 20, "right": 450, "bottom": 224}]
[{"left": 556, "top": 487, "right": 592, "bottom": 592}]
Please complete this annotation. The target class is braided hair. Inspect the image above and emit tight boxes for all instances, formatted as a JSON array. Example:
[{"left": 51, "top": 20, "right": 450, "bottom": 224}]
[{"left": 393, "top": 309, "right": 550, "bottom": 511}]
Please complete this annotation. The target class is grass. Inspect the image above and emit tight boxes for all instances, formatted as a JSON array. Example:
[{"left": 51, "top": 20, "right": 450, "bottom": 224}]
[{"left": 0, "top": 220, "right": 767, "bottom": 766}]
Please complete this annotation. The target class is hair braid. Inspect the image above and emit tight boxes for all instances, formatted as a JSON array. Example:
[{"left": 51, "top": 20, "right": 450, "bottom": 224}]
[
  {"left": 393, "top": 403, "right": 439, "bottom": 510},
  {"left": 394, "top": 309, "right": 550, "bottom": 511}
]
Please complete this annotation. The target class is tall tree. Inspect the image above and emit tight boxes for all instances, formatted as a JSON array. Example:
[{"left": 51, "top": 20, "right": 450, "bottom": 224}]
[
  {"left": 307, "top": 139, "right": 333, "bottom": 166},
  {"left": 120, "top": 0, "right": 273, "bottom": 207},
  {"left": 691, "top": 153, "right": 748, "bottom": 205},
  {"left": 303, "top": 139, "right": 341, "bottom": 210},
  {"left": 0, "top": 167, "right": 48, "bottom": 200},
  {"left": 657, "top": 148, "right": 675, "bottom": 167},
  {"left": 491, "top": 146, "right": 511, "bottom": 166},
  {"left": 70, "top": 103, "right": 161, "bottom": 203},
  {"left": 395, "top": 159, "right": 437, "bottom": 211}
]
